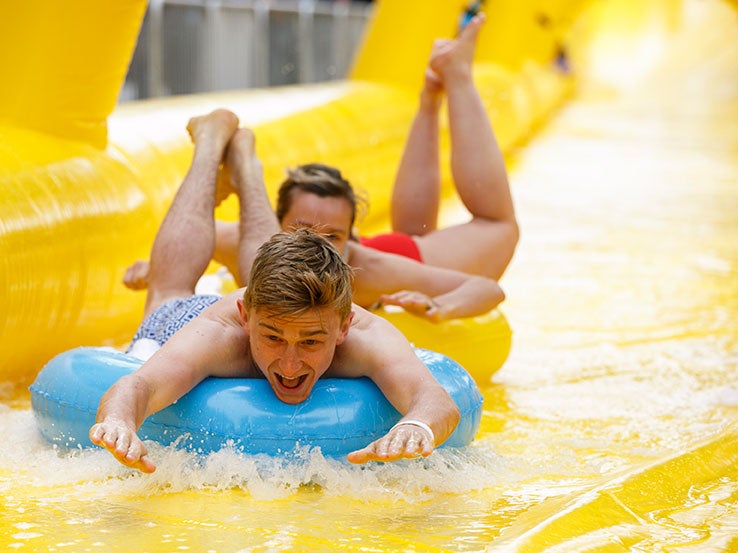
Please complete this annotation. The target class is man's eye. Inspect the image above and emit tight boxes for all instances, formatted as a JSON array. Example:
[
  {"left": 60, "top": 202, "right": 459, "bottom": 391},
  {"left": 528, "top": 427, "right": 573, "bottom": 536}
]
[
  {"left": 303, "top": 339, "right": 319, "bottom": 346},
  {"left": 266, "top": 335, "right": 281, "bottom": 342}
]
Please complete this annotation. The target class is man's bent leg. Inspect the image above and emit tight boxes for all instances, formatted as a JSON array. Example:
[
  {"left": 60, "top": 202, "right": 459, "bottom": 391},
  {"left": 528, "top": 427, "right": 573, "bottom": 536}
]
[
  {"left": 144, "top": 109, "right": 239, "bottom": 317},
  {"left": 212, "top": 220, "right": 241, "bottom": 284},
  {"left": 225, "top": 128, "right": 281, "bottom": 283}
]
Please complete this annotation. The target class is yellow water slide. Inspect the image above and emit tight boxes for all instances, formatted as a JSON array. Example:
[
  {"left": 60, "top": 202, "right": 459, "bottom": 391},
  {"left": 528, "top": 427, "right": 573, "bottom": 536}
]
[
  {"left": 0, "top": 0, "right": 577, "bottom": 388},
  {"left": 3, "top": 0, "right": 738, "bottom": 551}
]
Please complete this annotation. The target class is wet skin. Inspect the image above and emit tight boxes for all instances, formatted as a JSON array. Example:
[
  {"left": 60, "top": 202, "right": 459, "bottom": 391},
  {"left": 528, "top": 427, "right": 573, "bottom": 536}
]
[{"left": 238, "top": 301, "right": 352, "bottom": 404}]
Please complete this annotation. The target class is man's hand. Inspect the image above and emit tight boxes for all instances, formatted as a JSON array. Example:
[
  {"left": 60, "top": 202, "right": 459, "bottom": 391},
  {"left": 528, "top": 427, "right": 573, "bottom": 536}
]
[
  {"left": 378, "top": 291, "right": 443, "bottom": 323},
  {"left": 123, "top": 260, "right": 150, "bottom": 291},
  {"left": 89, "top": 419, "right": 156, "bottom": 473},
  {"left": 347, "top": 421, "right": 435, "bottom": 464}
]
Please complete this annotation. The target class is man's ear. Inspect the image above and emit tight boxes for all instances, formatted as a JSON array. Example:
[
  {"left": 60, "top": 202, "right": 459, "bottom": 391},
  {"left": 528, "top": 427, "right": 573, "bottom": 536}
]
[
  {"left": 336, "top": 310, "right": 354, "bottom": 345},
  {"left": 237, "top": 299, "right": 250, "bottom": 331}
]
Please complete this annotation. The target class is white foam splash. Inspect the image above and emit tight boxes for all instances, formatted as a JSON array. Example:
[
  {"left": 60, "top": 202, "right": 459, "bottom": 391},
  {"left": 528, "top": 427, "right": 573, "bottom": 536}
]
[{"left": 0, "top": 408, "right": 507, "bottom": 503}]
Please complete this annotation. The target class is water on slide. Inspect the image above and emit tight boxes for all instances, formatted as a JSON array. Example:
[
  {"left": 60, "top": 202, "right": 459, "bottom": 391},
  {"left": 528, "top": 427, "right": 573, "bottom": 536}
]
[{"left": 2, "top": 3, "right": 738, "bottom": 552}]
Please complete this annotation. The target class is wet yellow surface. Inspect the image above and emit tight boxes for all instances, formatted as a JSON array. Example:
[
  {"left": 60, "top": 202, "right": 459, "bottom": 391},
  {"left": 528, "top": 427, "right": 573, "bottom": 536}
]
[{"left": 2, "top": 1, "right": 738, "bottom": 552}]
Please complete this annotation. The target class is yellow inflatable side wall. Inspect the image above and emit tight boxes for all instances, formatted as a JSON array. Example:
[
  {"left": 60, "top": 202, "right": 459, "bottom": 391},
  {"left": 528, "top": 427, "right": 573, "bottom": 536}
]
[
  {"left": 0, "top": 0, "right": 147, "bottom": 146},
  {"left": 0, "top": 0, "right": 696, "bottom": 387}
]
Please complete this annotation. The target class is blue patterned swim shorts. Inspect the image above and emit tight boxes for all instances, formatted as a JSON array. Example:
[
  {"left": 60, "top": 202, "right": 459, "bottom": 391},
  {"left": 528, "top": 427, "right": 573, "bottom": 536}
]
[{"left": 128, "top": 294, "right": 221, "bottom": 350}]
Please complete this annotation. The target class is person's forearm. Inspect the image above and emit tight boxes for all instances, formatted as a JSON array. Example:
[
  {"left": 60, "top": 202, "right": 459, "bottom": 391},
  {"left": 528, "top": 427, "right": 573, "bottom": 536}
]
[
  {"left": 345, "top": 383, "right": 460, "bottom": 464},
  {"left": 95, "top": 374, "right": 152, "bottom": 430},
  {"left": 90, "top": 373, "right": 158, "bottom": 473},
  {"left": 398, "top": 386, "right": 461, "bottom": 446},
  {"left": 432, "top": 276, "right": 504, "bottom": 320}
]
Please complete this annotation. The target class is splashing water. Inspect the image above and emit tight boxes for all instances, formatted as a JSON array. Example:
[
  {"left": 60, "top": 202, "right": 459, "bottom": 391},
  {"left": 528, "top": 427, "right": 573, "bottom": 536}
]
[{"left": 3, "top": 2, "right": 738, "bottom": 551}]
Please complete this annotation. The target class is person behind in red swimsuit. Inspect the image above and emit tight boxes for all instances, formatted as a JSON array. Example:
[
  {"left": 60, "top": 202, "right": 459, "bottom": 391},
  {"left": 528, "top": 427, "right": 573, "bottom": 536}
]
[{"left": 125, "top": 13, "right": 514, "bottom": 323}]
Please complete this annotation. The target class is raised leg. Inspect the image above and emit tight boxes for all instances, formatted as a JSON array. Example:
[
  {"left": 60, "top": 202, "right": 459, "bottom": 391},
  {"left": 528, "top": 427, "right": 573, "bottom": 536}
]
[
  {"left": 225, "top": 128, "right": 281, "bottom": 284},
  {"left": 413, "top": 14, "right": 519, "bottom": 279},
  {"left": 143, "top": 109, "right": 239, "bottom": 317},
  {"left": 212, "top": 220, "right": 240, "bottom": 283},
  {"left": 390, "top": 69, "right": 443, "bottom": 235}
]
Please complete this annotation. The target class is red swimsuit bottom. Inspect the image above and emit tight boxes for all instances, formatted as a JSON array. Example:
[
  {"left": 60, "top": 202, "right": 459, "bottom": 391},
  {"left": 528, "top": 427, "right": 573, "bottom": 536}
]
[{"left": 359, "top": 232, "right": 423, "bottom": 262}]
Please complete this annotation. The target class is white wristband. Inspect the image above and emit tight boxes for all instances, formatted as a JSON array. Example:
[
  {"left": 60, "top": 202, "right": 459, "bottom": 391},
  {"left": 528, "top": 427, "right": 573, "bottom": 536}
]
[{"left": 390, "top": 420, "right": 435, "bottom": 445}]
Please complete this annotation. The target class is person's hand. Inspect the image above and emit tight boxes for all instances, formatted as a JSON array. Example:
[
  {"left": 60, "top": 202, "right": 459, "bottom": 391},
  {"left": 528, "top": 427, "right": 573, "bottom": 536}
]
[
  {"left": 347, "top": 422, "right": 435, "bottom": 464},
  {"left": 378, "top": 291, "right": 443, "bottom": 323},
  {"left": 89, "top": 418, "right": 156, "bottom": 473},
  {"left": 123, "top": 260, "right": 150, "bottom": 291}
]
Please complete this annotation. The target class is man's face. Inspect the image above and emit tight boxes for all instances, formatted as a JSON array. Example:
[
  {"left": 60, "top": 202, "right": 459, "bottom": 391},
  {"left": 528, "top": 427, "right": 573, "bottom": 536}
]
[
  {"left": 237, "top": 302, "right": 352, "bottom": 404},
  {"left": 280, "top": 190, "right": 353, "bottom": 255}
]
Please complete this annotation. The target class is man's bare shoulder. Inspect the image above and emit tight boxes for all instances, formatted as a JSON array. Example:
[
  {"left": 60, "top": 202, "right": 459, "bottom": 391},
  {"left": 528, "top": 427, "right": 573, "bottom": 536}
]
[
  {"left": 346, "top": 302, "right": 375, "bottom": 330},
  {"left": 329, "top": 305, "right": 383, "bottom": 377},
  {"left": 171, "top": 289, "right": 258, "bottom": 378},
  {"left": 200, "top": 289, "right": 244, "bottom": 322},
  {"left": 331, "top": 305, "right": 428, "bottom": 388}
]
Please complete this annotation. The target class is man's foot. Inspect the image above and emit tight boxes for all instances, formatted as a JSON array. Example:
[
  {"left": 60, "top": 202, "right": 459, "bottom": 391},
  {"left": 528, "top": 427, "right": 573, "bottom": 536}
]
[
  {"left": 428, "top": 12, "right": 485, "bottom": 84},
  {"left": 186, "top": 109, "right": 239, "bottom": 151},
  {"left": 186, "top": 109, "right": 240, "bottom": 206},
  {"left": 226, "top": 127, "right": 264, "bottom": 195}
]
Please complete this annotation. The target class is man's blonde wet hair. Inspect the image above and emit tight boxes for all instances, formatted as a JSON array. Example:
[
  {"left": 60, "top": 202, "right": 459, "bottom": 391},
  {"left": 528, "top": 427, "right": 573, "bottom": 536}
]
[{"left": 243, "top": 228, "right": 354, "bottom": 321}]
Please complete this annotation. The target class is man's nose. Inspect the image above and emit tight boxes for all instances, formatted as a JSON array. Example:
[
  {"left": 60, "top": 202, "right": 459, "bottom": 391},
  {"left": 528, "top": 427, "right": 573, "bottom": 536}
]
[{"left": 281, "top": 345, "right": 301, "bottom": 375}]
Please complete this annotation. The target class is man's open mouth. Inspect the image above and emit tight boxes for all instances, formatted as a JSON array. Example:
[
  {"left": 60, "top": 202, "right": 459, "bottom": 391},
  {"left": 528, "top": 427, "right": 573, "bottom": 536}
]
[{"left": 275, "top": 373, "right": 308, "bottom": 390}]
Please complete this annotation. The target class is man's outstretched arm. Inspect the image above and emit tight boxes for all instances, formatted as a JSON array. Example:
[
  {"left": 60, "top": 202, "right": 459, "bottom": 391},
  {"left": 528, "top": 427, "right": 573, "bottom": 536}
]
[
  {"left": 342, "top": 311, "right": 461, "bottom": 463},
  {"left": 90, "top": 298, "right": 246, "bottom": 473},
  {"left": 89, "top": 373, "right": 158, "bottom": 473},
  {"left": 346, "top": 383, "right": 460, "bottom": 464}
]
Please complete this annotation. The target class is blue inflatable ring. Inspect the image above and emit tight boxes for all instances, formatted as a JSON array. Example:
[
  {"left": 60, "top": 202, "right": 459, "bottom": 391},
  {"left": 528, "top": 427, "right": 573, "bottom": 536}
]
[{"left": 30, "top": 347, "right": 483, "bottom": 458}]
